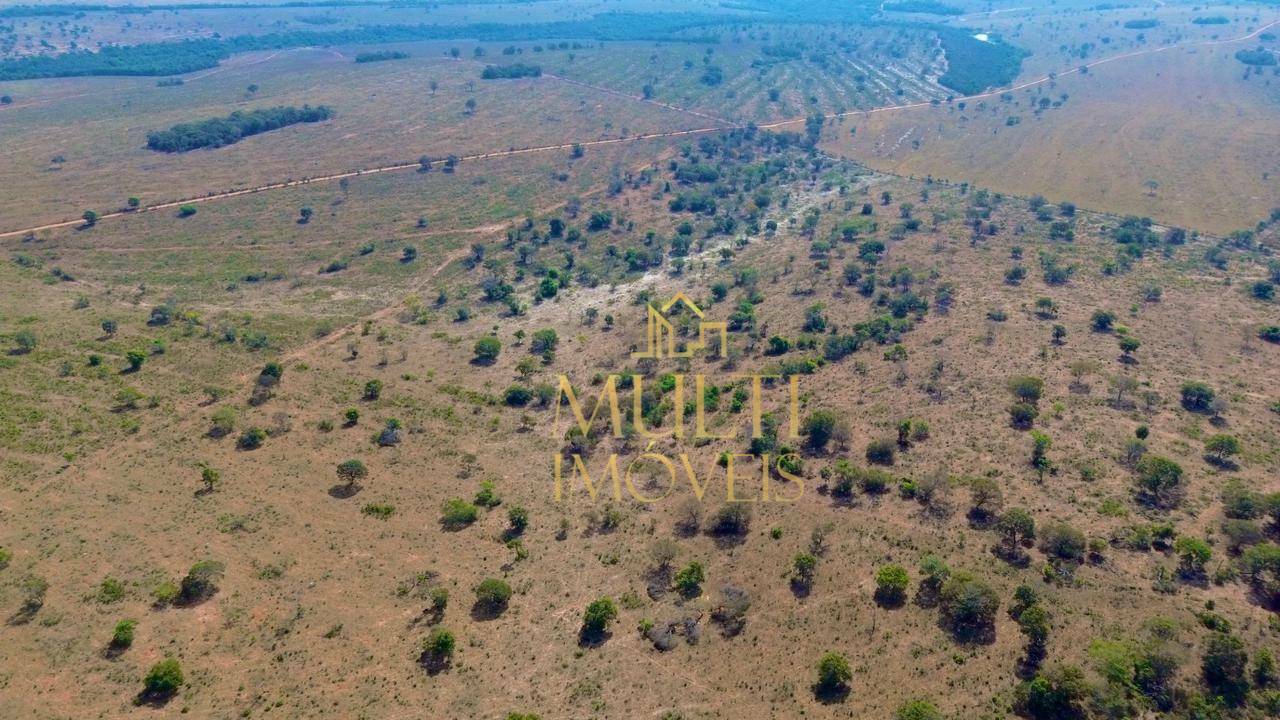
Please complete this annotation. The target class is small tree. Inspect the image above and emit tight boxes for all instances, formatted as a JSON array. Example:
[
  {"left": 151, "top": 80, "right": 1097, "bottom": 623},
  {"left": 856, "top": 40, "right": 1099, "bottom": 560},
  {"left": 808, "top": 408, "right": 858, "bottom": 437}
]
[
  {"left": 363, "top": 379, "right": 383, "bottom": 400},
  {"left": 802, "top": 410, "right": 838, "bottom": 451},
  {"left": 792, "top": 553, "right": 818, "bottom": 591},
  {"left": 996, "top": 508, "right": 1036, "bottom": 561},
  {"left": 507, "top": 505, "right": 529, "bottom": 535},
  {"left": 968, "top": 476, "right": 1004, "bottom": 521},
  {"left": 336, "top": 459, "right": 368, "bottom": 489},
  {"left": 530, "top": 328, "right": 558, "bottom": 360},
  {"left": 422, "top": 628, "right": 455, "bottom": 669},
  {"left": 581, "top": 597, "right": 617, "bottom": 640},
  {"left": 866, "top": 439, "right": 896, "bottom": 465},
  {"left": 1030, "top": 431, "right": 1052, "bottom": 479},
  {"left": 82, "top": 210, "right": 98, "bottom": 227},
  {"left": 1202, "top": 633, "right": 1249, "bottom": 706},
  {"left": 1018, "top": 604, "right": 1050, "bottom": 667},
  {"left": 816, "top": 652, "right": 852, "bottom": 694},
  {"left": 673, "top": 561, "right": 705, "bottom": 596},
  {"left": 441, "top": 498, "right": 478, "bottom": 528},
  {"left": 474, "top": 578, "right": 512, "bottom": 614},
  {"left": 111, "top": 619, "right": 137, "bottom": 649},
  {"left": 1118, "top": 335, "right": 1140, "bottom": 361},
  {"left": 177, "top": 560, "right": 224, "bottom": 605},
  {"left": 1204, "top": 434, "right": 1240, "bottom": 466},
  {"left": 1009, "top": 402, "right": 1039, "bottom": 429},
  {"left": 1038, "top": 522, "right": 1085, "bottom": 562},
  {"left": 1009, "top": 376, "right": 1045, "bottom": 404},
  {"left": 939, "top": 571, "right": 999, "bottom": 641},
  {"left": 125, "top": 349, "right": 146, "bottom": 371},
  {"left": 711, "top": 503, "right": 751, "bottom": 535},
  {"left": 874, "top": 564, "right": 910, "bottom": 606},
  {"left": 199, "top": 464, "right": 220, "bottom": 493},
  {"left": 1135, "top": 455, "right": 1184, "bottom": 509},
  {"left": 1181, "top": 382, "right": 1215, "bottom": 412},
  {"left": 1174, "top": 536, "right": 1212, "bottom": 578}
]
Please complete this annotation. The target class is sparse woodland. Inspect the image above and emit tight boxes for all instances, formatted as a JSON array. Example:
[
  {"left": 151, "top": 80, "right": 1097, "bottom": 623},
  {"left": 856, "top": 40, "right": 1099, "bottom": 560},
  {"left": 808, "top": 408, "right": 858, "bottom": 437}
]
[{"left": 1, "top": 1, "right": 1280, "bottom": 718}]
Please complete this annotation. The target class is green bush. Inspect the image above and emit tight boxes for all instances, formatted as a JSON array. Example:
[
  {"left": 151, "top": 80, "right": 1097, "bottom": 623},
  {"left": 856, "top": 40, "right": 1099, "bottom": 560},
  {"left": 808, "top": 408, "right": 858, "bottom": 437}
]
[
  {"left": 582, "top": 597, "right": 617, "bottom": 638},
  {"left": 111, "top": 619, "right": 137, "bottom": 648},
  {"left": 441, "top": 498, "right": 479, "bottom": 528},
  {"left": 1008, "top": 375, "right": 1045, "bottom": 404},
  {"left": 361, "top": 503, "right": 395, "bottom": 519},
  {"left": 423, "top": 628, "right": 455, "bottom": 660},
  {"left": 474, "top": 480, "right": 501, "bottom": 507},
  {"left": 336, "top": 459, "right": 368, "bottom": 487},
  {"left": 236, "top": 426, "right": 267, "bottom": 450},
  {"left": 1202, "top": 633, "right": 1249, "bottom": 706},
  {"left": 801, "top": 410, "right": 839, "bottom": 450},
  {"left": 1017, "top": 665, "right": 1089, "bottom": 719},
  {"left": 816, "top": 651, "right": 852, "bottom": 692},
  {"left": 939, "top": 571, "right": 999, "bottom": 641},
  {"left": 474, "top": 336, "right": 502, "bottom": 363},
  {"left": 875, "top": 564, "right": 910, "bottom": 605},
  {"left": 1038, "top": 522, "right": 1086, "bottom": 561},
  {"left": 152, "top": 580, "right": 179, "bottom": 605},
  {"left": 1180, "top": 381, "right": 1215, "bottom": 412},
  {"left": 474, "top": 578, "right": 512, "bottom": 612},
  {"left": 895, "top": 699, "right": 942, "bottom": 720},
  {"left": 98, "top": 577, "right": 125, "bottom": 604},
  {"left": 865, "top": 439, "right": 896, "bottom": 465},
  {"left": 177, "top": 560, "right": 224, "bottom": 605},
  {"left": 504, "top": 385, "right": 533, "bottom": 406},
  {"left": 673, "top": 561, "right": 705, "bottom": 595},
  {"left": 1135, "top": 455, "right": 1184, "bottom": 508},
  {"left": 143, "top": 657, "right": 184, "bottom": 698}
]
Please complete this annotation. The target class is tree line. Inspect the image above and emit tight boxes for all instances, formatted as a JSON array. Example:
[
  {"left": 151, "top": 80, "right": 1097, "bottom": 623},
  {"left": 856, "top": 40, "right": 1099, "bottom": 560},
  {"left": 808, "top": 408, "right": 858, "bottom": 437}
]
[{"left": 0, "top": 15, "right": 724, "bottom": 81}]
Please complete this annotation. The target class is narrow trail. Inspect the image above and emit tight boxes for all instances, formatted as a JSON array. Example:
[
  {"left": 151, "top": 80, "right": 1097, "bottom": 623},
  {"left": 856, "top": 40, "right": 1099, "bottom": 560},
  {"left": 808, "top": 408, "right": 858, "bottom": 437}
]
[
  {"left": 231, "top": 244, "right": 470, "bottom": 384},
  {"left": 1, "top": 16, "right": 1275, "bottom": 242},
  {"left": 30, "top": 219, "right": 513, "bottom": 254},
  {"left": 0, "top": 127, "right": 720, "bottom": 240}
]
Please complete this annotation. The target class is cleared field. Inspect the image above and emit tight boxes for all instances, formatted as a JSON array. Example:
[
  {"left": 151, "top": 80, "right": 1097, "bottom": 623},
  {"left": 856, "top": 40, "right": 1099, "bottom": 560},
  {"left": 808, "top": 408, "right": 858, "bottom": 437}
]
[
  {"left": 820, "top": 44, "right": 1280, "bottom": 234},
  {"left": 545, "top": 26, "right": 949, "bottom": 124},
  {"left": 0, "top": 39, "right": 710, "bottom": 228}
]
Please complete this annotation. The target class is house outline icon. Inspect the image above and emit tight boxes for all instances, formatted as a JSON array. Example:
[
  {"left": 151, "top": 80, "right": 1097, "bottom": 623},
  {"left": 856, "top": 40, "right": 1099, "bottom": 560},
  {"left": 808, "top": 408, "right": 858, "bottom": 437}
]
[{"left": 632, "top": 292, "right": 728, "bottom": 360}]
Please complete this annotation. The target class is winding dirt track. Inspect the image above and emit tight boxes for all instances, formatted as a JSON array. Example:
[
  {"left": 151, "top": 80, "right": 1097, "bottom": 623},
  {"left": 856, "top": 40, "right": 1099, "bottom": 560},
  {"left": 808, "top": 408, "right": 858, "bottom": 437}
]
[{"left": 1, "top": 16, "right": 1276, "bottom": 242}]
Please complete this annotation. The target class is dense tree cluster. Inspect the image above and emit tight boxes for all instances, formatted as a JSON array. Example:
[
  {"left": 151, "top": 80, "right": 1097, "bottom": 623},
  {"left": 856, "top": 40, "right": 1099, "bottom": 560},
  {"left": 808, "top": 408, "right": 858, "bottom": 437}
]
[
  {"left": 481, "top": 63, "right": 542, "bottom": 79},
  {"left": 146, "top": 106, "right": 332, "bottom": 152}
]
